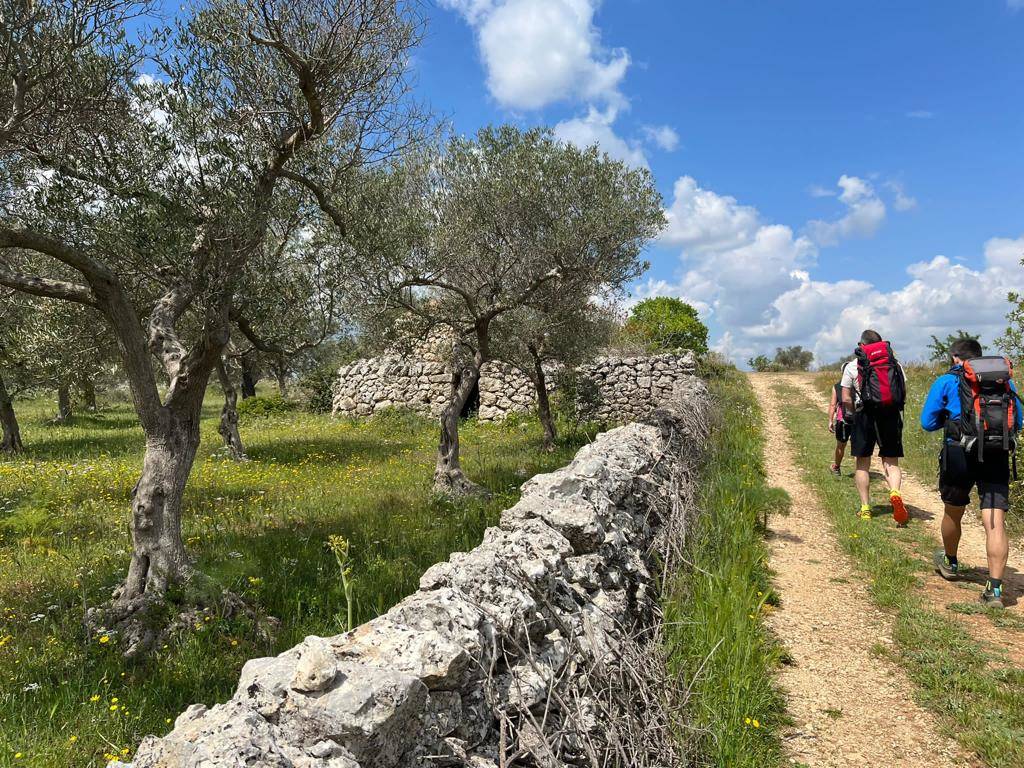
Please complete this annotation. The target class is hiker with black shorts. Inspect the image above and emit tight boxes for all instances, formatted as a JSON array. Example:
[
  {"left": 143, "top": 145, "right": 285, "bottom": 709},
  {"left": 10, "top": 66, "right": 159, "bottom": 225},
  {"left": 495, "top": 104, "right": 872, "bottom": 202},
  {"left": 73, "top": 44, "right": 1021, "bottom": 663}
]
[
  {"left": 828, "top": 380, "right": 851, "bottom": 476},
  {"left": 922, "top": 337, "right": 1021, "bottom": 609},
  {"left": 840, "top": 329, "right": 910, "bottom": 525}
]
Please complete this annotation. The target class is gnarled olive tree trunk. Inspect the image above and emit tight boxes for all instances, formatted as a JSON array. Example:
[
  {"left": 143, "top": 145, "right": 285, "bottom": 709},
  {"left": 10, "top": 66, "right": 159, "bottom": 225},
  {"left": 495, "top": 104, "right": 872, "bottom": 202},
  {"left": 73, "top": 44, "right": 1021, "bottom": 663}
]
[
  {"left": 216, "top": 359, "right": 246, "bottom": 460},
  {"left": 434, "top": 357, "right": 484, "bottom": 495},
  {"left": 82, "top": 379, "right": 97, "bottom": 411},
  {"left": 118, "top": 407, "right": 201, "bottom": 608},
  {"left": 240, "top": 355, "right": 258, "bottom": 399},
  {"left": 55, "top": 382, "right": 72, "bottom": 423},
  {"left": 0, "top": 371, "right": 23, "bottom": 454},
  {"left": 528, "top": 345, "right": 557, "bottom": 452}
]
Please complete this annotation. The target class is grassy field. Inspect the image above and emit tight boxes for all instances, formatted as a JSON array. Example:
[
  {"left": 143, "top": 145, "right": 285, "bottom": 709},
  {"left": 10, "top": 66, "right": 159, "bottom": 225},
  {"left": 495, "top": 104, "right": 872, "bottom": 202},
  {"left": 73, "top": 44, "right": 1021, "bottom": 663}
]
[
  {"left": 663, "top": 371, "right": 789, "bottom": 768},
  {"left": 0, "top": 394, "right": 584, "bottom": 767},
  {"left": 778, "top": 380, "right": 1024, "bottom": 766}
]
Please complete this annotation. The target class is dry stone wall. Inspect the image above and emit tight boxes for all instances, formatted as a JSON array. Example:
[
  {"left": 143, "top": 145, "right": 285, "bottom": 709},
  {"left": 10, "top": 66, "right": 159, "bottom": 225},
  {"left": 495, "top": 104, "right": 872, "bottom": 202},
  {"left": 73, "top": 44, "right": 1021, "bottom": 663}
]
[
  {"left": 333, "top": 352, "right": 697, "bottom": 424},
  {"left": 122, "top": 376, "right": 710, "bottom": 768}
]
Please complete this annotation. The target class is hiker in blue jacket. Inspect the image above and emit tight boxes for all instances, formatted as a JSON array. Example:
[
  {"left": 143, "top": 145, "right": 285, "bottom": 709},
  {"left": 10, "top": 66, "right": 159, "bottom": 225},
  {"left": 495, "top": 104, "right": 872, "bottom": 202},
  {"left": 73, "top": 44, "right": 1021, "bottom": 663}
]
[{"left": 921, "top": 337, "right": 1021, "bottom": 608}]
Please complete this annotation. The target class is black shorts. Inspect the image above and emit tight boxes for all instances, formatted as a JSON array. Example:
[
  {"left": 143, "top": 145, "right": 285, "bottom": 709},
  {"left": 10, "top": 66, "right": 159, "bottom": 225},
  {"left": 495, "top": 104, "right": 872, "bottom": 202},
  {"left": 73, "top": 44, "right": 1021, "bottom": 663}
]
[
  {"left": 850, "top": 408, "right": 904, "bottom": 458},
  {"left": 835, "top": 420, "right": 851, "bottom": 444},
  {"left": 938, "top": 444, "right": 1010, "bottom": 510}
]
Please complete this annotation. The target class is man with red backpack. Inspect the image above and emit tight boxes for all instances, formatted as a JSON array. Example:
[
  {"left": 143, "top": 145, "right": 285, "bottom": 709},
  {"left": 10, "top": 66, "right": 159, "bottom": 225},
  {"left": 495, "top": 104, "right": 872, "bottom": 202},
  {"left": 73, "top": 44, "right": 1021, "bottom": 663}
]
[
  {"left": 921, "top": 337, "right": 1021, "bottom": 609},
  {"left": 840, "top": 329, "right": 909, "bottom": 525}
]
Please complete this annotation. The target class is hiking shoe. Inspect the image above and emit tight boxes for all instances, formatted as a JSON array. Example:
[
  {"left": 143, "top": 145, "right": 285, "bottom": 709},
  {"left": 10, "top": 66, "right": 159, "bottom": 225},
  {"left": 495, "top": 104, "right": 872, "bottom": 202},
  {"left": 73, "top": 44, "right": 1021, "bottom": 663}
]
[
  {"left": 829, "top": 463, "right": 841, "bottom": 477},
  {"left": 858, "top": 505, "right": 872, "bottom": 520},
  {"left": 890, "top": 492, "right": 909, "bottom": 527},
  {"left": 980, "top": 584, "right": 1005, "bottom": 610},
  {"left": 933, "top": 550, "right": 960, "bottom": 581}
]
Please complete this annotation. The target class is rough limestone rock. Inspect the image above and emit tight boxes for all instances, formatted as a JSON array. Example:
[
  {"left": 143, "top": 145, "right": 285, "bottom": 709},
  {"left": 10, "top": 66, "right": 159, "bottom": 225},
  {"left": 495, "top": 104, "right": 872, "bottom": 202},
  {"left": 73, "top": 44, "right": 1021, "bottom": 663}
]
[
  {"left": 332, "top": 351, "right": 697, "bottom": 424},
  {"left": 126, "top": 376, "right": 710, "bottom": 768}
]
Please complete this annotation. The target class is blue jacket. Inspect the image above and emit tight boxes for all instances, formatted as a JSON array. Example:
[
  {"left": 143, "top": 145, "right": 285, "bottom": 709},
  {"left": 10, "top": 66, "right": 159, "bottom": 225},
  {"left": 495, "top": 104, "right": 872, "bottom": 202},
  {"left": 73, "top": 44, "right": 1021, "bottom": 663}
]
[{"left": 920, "top": 365, "right": 1023, "bottom": 433}]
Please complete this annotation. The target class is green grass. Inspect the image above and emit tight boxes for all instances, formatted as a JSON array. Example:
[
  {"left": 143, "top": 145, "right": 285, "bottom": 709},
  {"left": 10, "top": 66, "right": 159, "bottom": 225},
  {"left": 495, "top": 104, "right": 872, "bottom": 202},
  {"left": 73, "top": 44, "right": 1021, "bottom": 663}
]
[
  {"left": 777, "top": 380, "right": 1024, "bottom": 766},
  {"left": 0, "top": 393, "right": 585, "bottom": 767},
  {"left": 663, "top": 371, "right": 789, "bottom": 768}
]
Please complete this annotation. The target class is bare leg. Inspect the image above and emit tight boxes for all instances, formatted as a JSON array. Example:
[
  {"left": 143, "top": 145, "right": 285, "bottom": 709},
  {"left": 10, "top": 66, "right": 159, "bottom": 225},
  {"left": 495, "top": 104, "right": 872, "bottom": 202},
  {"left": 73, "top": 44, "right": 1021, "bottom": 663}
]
[
  {"left": 981, "top": 508, "right": 1009, "bottom": 581},
  {"left": 833, "top": 440, "right": 846, "bottom": 469},
  {"left": 880, "top": 456, "right": 902, "bottom": 493},
  {"left": 941, "top": 504, "right": 965, "bottom": 558},
  {"left": 855, "top": 456, "right": 872, "bottom": 506}
]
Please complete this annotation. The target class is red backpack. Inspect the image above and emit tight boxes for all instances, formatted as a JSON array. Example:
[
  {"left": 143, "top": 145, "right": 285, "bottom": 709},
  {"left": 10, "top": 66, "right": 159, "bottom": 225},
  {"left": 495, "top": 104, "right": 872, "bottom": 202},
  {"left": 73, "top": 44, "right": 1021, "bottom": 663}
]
[
  {"left": 855, "top": 341, "right": 906, "bottom": 410},
  {"left": 957, "top": 356, "right": 1018, "bottom": 460}
]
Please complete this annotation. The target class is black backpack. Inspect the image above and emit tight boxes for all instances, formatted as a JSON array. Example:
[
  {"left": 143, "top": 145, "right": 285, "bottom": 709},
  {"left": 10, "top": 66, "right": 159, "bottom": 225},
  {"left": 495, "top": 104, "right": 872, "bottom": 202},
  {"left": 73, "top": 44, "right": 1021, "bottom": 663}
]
[
  {"left": 855, "top": 340, "right": 906, "bottom": 410},
  {"left": 955, "top": 356, "right": 1019, "bottom": 461}
]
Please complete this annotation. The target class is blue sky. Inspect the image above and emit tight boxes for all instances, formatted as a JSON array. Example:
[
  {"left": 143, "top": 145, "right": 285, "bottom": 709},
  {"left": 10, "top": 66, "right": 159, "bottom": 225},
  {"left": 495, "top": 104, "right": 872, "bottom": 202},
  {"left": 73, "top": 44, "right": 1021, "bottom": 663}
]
[{"left": 415, "top": 0, "right": 1024, "bottom": 363}]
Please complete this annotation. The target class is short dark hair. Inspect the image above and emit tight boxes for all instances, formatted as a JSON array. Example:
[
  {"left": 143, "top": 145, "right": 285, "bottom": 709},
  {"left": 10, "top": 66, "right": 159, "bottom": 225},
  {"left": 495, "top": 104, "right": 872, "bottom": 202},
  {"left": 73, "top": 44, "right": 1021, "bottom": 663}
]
[
  {"left": 949, "top": 337, "right": 983, "bottom": 361},
  {"left": 859, "top": 329, "right": 882, "bottom": 345}
]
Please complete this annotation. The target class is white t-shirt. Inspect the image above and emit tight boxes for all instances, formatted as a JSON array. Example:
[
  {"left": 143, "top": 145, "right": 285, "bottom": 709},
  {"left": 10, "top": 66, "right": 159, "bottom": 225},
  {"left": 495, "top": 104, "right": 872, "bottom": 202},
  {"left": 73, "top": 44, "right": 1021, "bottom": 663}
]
[{"left": 840, "top": 360, "right": 859, "bottom": 393}]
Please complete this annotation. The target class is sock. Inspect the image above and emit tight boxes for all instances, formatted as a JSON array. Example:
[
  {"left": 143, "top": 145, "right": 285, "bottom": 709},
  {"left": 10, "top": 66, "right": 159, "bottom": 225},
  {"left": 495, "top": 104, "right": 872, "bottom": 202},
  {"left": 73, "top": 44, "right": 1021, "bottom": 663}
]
[
  {"left": 860, "top": 503, "right": 871, "bottom": 513},
  {"left": 889, "top": 489, "right": 902, "bottom": 499},
  {"left": 988, "top": 578, "right": 1002, "bottom": 594},
  {"left": 945, "top": 553, "right": 958, "bottom": 570}
]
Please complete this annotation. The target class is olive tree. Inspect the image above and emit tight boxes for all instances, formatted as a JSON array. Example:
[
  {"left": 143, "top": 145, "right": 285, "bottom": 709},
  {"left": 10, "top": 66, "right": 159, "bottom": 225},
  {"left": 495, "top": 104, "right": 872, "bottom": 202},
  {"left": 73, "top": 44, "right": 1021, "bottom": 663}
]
[
  {"left": 336, "top": 127, "right": 663, "bottom": 493},
  {"left": 0, "top": 0, "right": 423, "bottom": 621},
  {"left": 493, "top": 301, "right": 617, "bottom": 451}
]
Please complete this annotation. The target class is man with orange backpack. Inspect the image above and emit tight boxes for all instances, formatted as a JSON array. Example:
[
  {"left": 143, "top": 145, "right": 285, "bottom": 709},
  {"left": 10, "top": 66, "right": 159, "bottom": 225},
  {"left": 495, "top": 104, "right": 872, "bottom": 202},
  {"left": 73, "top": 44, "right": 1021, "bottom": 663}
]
[
  {"left": 840, "top": 329, "right": 909, "bottom": 524},
  {"left": 922, "top": 337, "right": 1021, "bottom": 608}
]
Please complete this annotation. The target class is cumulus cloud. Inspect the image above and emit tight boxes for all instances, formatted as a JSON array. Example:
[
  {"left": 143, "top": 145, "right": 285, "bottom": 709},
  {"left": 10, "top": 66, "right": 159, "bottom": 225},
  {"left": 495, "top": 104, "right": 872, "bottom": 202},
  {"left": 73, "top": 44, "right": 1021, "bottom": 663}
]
[
  {"left": 641, "top": 124, "right": 680, "bottom": 152},
  {"left": 641, "top": 175, "right": 1022, "bottom": 364},
  {"left": 806, "top": 174, "right": 887, "bottom": 246},
  {"left": 638, "top": 177, "right": 816, "bottom": 331},
  {"left": 440, "top": 0, "right": 629, "bottom": 110},
  {"left": 553, "top": 106, "right": 649, "bottom": 168},
  {"left": 660, "top": 176, "right": 761, "bottom": 250}
]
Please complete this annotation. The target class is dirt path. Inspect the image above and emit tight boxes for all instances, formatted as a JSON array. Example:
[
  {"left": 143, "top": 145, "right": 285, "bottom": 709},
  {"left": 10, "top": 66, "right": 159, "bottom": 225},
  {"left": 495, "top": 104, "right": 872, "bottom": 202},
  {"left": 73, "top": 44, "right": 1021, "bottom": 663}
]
[
  {"left": 749, "top": 373, "right": 973, "bottom": 768},
  {"left": 785, "top": 374, "right": 1024, "bottom": 664}
]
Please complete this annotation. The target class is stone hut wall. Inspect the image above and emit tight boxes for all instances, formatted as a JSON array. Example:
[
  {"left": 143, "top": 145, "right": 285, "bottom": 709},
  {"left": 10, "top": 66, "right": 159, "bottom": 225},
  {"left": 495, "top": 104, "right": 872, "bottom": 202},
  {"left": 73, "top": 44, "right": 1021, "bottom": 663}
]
[
  {"left": 333, "top": 352, "right": 697, "bottom": 424},
  {"left": 121, "top": 377, "right": 711, "bottom": 768}
]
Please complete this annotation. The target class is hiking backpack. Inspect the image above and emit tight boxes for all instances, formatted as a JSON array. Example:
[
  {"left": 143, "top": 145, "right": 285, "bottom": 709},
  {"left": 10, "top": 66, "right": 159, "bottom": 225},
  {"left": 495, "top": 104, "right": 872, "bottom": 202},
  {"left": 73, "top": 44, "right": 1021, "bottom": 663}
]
[
  {"left": 955, "top": 356, "right": 1019, "bottom": 461},
  {"left": 855, "top": 340, "right": 907, "bottom": 410}
]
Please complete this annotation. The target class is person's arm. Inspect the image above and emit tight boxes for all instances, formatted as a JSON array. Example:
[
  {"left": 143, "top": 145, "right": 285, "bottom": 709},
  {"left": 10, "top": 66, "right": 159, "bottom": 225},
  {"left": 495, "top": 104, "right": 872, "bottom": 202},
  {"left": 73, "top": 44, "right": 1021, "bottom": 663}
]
[
  {"left": 841, "top": 386, "right": 855, "bottom": 417},
  {"left": 840, "top": 364, "right": 856, "bottom": 416},
  {"left": 920, "top": 376, "right": 949, "bottom": 432},
  {"left": 828, "top": 387, "right": 837, "bottom": 427}
]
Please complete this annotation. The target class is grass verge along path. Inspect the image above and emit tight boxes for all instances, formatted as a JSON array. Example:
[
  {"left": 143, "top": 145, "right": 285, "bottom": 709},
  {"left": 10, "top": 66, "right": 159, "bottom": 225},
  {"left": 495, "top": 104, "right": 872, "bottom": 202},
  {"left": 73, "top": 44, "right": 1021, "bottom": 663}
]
[
  {"left": 776, "top": 379, "right": 1024, "bottom": 767},
  {"left": 663, "top": 371, "right": 787, "bottom": 768}
]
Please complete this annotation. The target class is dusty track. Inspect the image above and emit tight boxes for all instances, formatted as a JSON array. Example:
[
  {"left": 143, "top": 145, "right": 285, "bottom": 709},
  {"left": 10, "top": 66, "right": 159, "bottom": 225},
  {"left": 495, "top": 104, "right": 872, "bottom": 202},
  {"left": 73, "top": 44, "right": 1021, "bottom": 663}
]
[
  {"left": 749, "top": 373, "right": 972, "bottom": 768},
  {"left": 785, "top": 374, "right": 1024, "bottom": 665}
]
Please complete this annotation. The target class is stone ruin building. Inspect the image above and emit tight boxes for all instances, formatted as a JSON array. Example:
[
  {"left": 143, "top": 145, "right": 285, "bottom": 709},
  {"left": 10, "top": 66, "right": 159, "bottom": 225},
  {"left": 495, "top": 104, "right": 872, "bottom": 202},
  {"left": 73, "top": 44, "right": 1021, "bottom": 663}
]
[{"left": 332, "top": 351, "right": 699, "bottom": 424}]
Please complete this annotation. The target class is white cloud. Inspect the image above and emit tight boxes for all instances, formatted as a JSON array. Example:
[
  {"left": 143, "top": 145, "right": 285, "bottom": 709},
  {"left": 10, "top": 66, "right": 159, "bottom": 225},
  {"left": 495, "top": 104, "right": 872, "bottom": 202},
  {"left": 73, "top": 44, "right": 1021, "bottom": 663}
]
[
  {"left": 441, "top": 0, "right": 629, "bottom": 110},
  {"left": 886, "top": 180, "right": 918, "bottom": 211},
  {"left": 809, "top": 184, "right": 836, "bottom": 198},
  {"left": 641, "top": 124, "right": 680, "bottom": 152},
  {"left": 641, "top": 175, "right": 1023, "bottom": 365},
  {"left": 660, "top": 176, "right": 761, "bottom": 250},
  {"left": 906, "top": 110, "right": 935, "bottom": 119},
  {"left": 554, "top": 106, "right": 649, "bottom": 168},
  {"left": 806, "top": 174, "right": 887, "bottom": 246},
  {"left": 639, "top": 177, "right": 816, "bottom": 331}
]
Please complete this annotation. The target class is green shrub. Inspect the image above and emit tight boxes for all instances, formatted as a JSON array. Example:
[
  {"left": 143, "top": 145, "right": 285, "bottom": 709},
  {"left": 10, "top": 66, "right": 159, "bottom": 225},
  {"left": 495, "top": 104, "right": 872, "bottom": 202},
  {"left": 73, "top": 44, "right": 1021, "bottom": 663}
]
[
  {"left": 299, "top": 363, "right": 339, "bottom": 414},
  {"left": 696, "top": 350, "right": 732, "bottom": 379},
  {"left": 368, "top": 406, "right": 432, "bottom": 434},
  {"left": 236, "top": 394, "right": 298, "bottom": 418}
]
